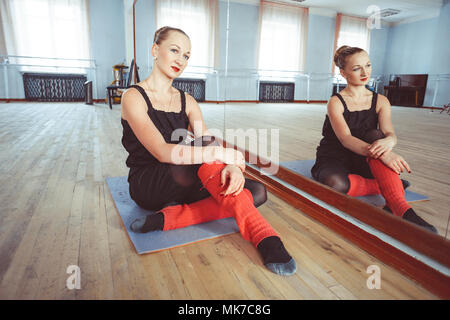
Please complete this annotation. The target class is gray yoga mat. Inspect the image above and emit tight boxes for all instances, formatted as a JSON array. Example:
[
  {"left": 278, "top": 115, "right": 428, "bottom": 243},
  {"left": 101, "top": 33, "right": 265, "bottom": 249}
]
[
  {"left": 106, "top": 176, "right": 239, "bottom": 254},
  {"left": 280, "top": 159, "right": 429, "bottom": 207}
]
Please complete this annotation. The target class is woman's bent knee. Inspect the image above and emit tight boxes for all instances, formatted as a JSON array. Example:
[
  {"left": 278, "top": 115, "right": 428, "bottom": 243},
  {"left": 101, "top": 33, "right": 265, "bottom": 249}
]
[{"left": 322, "top": 174, "right": 349, "bottom": 193}]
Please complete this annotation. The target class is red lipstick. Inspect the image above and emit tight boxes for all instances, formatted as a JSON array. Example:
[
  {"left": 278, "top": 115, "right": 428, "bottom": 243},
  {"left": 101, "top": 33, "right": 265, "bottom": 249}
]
[{"left": 172, "top": 66, "right": 180, "bottom": 72}]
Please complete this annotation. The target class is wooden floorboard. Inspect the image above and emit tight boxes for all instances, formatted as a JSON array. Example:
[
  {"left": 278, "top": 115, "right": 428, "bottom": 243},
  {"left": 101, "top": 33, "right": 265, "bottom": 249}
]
[{"left": 0, "top": 101, "right": 440, "bottom": 299}]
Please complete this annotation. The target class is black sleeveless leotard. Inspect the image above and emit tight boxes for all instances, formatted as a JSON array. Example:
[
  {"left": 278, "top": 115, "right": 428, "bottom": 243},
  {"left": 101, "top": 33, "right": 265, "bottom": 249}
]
[
  {"left": 121, "top": 85, "right": 207, "bottom": 210},
  {"left": 311, "top": 91, "right": 379, "bottom": 180}
]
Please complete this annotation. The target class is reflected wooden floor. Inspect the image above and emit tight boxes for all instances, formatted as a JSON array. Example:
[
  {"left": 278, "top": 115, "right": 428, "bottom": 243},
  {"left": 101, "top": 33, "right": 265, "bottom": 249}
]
[
  {"left": 0, "top": 102, "right": 438, "bottom": 299},
  {"left": 206, "top": 102, "right": 450, "bottom": 238}
]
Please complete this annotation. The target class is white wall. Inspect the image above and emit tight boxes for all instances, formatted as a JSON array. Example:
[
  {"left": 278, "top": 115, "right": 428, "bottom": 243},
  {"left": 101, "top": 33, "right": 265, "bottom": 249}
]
[{"left": 90, "top": 0, "right": 127, "bottom": 99}]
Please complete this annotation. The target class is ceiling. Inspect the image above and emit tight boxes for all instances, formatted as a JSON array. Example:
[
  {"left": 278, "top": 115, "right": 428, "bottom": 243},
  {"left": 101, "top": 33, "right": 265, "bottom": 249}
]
[{"left": 232, "top": 0, "right": 444, "bottom": 23}]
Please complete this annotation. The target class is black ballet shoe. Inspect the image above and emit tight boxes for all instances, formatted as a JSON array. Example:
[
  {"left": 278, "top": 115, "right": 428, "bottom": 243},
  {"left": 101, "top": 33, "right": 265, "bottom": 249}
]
[
  {"left": 402, "top": 208, "right": 438, "bottom": 234},
  {"left": 382, "top": 205, "right": 393, "bottom": 214},
  {"left": 257, "top": 236, "right": 297, "bottom": 276},
  {"left": 401, "top": 179, "right": 411, "bottom": 190},
  {"left": 130, "top": 212, "right": 164, "bottom": 233},
  {"left": 130, "top": 202, "right": 179, "bottom": 233},
  {"left": 265, "top": 258, "right": 297, "bottom": 276}
]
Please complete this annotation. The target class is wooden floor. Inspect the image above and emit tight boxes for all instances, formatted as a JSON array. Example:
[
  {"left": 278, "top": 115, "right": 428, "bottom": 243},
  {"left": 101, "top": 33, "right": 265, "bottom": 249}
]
[{"left": 0, "top": 101, "right": 439, "bottom": 299}]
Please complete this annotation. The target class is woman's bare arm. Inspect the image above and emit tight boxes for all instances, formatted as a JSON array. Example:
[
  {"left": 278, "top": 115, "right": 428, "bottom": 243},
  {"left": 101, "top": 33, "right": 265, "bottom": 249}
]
[
  {"left": 121, "top": 88, "right": 221, "bottom": 165},
  {"left": 184, "top": 92, "right": 245, "bottom": 172},
  {"left": 367, "top": 94, "right": 397, "bottom": 158}
]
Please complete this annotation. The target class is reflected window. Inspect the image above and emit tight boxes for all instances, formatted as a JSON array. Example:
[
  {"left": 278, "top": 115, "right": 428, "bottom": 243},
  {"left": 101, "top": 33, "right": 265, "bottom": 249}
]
[
  {"left": 2, "top": 0, "right": 91, "bottom": 73},
  {"left": 155, "top": 0, "right": 218, "bottom": 78},
  {"left": 258, "top": 1, "right": 308, "bottom": 81},
  {"left": 333, "top": 13, "right": 371, "bottom": 82}
]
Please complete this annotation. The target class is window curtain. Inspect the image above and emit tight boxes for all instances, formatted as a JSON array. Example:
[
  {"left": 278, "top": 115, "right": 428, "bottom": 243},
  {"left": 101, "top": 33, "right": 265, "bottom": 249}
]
[
  {"left": 1, "top": 0, "right": 91, "bottom": 72},
  {"left": 0, "top": 0, "right": 17, "bottom": 56},
  {"left": 258, "top": 1, "right": 309, "bottom": 79},
  {"left": 333, "top": 13, "right": 371, "bottom": 74},
  {"left": 155, "top": 0, "right": 219, "bottom": 76}
]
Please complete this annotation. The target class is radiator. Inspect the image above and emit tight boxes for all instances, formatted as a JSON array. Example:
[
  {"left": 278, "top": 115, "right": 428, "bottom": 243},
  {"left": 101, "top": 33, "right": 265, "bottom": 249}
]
[
  {"left": 259, "top": 81, "right": 295, "bottom": 102},
  {"left": 23, "top": 73, "right": 87, "bottom": 102},
  {"left": 173, "top": 78, "right": 205, "bottom": 102}
]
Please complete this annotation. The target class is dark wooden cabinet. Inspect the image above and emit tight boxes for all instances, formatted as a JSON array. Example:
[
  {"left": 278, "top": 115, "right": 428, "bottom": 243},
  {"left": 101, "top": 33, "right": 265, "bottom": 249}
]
[{"left": 384, "top": 74, "right": 428, "bottom": 107}]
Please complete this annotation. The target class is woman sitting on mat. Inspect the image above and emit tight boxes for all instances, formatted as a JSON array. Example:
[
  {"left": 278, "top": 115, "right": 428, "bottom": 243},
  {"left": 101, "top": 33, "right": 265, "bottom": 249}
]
[
  {"left": 311, "top": 45, "right": 437, "bottom": 234},
  {"left": 120, "top": 26, "right": 296, "bottom": 275}
]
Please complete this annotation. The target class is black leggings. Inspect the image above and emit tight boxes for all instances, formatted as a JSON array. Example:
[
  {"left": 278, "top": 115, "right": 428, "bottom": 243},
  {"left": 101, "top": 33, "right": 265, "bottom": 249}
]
[
  {"left": 132, "top": 136, "right": 267, "bottom": 211},
  {"left": 315, "top": 129, "right": 385, "bottom": 193}
]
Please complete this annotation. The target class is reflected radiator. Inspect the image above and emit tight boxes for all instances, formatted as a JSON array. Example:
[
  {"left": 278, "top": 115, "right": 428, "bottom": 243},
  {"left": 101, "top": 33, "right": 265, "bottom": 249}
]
[
  {"left": 259, "top": 81, "right": 295, "bottom": 102},
  {"left": 173, "top": 78, "right": 205, "bottom": 102},
  {"left": 23, "top": 73, "right": 86, "bottom": 102}
]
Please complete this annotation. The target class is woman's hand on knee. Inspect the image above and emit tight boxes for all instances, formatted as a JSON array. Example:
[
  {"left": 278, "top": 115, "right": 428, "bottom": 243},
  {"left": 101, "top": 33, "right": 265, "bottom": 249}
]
[
  {"left": 380, "top": 151, "right": 411, "bottom": 174},
  {"left": 220, "top": 165, "right": 245, "bottom": 197},
  {"left": 367, "top": 137, "right": 394, "bottom": 159}
]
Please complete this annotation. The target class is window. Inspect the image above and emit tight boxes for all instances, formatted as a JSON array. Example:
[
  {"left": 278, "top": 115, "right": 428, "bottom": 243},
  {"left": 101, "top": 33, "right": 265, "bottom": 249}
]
[
  {"left": 155, "top": 0, "right": 218, "bottom": 77},
  {"left": 258, "top": 1, "right": 308, "bottom": 80},
  {"left": 333, "top": 13, "right": 371, "bottom": 80},
  {"left": 1, "top": 0, "right": 91, "bottom": 73}
]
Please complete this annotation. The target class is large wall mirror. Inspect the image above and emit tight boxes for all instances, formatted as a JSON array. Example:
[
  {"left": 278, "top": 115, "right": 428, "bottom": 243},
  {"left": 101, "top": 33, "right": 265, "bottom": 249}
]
[
  {"left": 218, "top": 0, "right": 450, "bottom": 269},
  {"left": 129, "top": 0, "right": 449, "bottom": 277}
]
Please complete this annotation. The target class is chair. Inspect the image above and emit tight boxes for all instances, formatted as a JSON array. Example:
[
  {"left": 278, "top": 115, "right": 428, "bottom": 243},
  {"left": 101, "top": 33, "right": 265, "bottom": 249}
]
[
  {"left": 440, "top": 103, "right": 450, "bottom": 114},
  {"left": 106, "top": 59, "right": 140, "bottom": 109}
]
